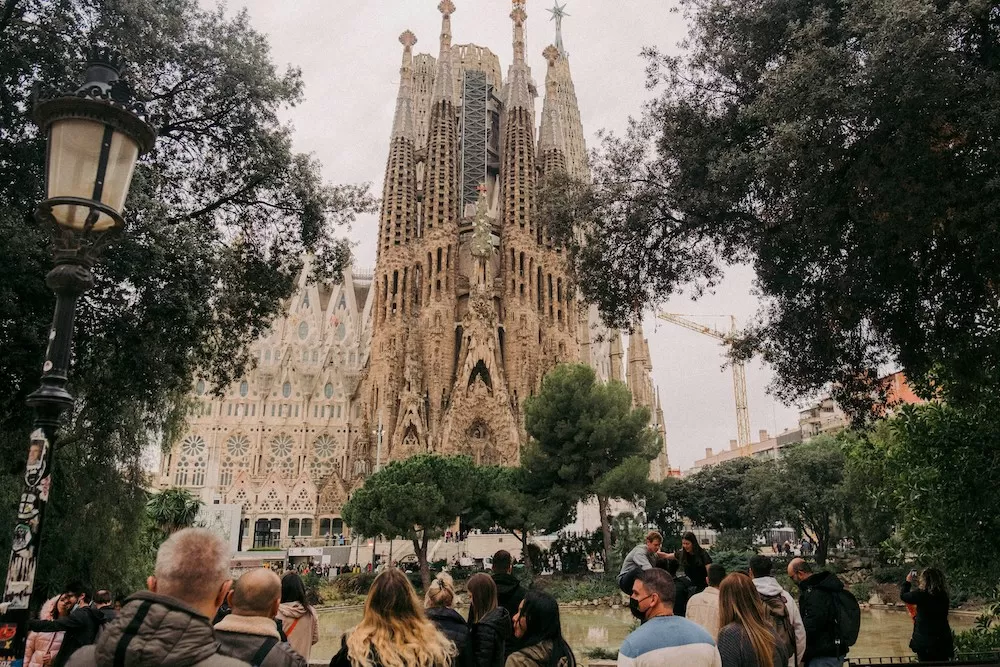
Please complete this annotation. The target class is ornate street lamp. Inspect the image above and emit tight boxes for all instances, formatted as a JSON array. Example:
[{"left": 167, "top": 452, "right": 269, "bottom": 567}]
[{"left": 0, "top": 48, "right": 156, "bottom": 659}]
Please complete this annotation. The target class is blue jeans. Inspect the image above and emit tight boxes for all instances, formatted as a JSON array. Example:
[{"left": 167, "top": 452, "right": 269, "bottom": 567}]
[{"left": 807, "top": 657, "right": 845, "bottom": 667}]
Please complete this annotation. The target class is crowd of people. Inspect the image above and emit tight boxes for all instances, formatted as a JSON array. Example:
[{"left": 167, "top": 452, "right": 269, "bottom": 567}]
[
  {"left": 616, "top": 531, "right": 955, "bottom": 667},
  {"left": 17, "top": 527, "right": 957, "bottom": 667}
]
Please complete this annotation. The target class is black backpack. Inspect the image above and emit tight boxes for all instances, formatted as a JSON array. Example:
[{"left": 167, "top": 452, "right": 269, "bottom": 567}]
[{"left": 832, "top": 589, "right": 861, "bottom": 649}]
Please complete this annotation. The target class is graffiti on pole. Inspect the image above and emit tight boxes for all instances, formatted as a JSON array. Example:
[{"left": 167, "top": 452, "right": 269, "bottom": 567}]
[{"left": 2, "top": 429, "right": 52, "bottom": 611}]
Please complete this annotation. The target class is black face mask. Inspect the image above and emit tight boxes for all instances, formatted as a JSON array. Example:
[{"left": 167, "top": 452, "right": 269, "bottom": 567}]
[{"left": 629, "top": 594, "right": 652, "bottom": 621}]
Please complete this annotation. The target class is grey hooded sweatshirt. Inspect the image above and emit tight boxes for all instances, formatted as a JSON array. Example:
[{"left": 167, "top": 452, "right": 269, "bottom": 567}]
[{"left": 66, "top": 591, "right": 248, "bottom": 667}]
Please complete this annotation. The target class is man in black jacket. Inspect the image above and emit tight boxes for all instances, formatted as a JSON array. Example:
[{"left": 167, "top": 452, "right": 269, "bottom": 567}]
[
  {"left": 788, "top": 558, "right": 846, "bottom": 667},
  {"left": 491, "top": 550, "right": 524, "bottom": 620},
  {"left": 29, "top": 586, "right": 114, "bottom": 667}
]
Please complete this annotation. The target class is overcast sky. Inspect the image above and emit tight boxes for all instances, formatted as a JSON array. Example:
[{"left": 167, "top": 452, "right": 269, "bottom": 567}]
[{"left": 204, "top": 0, "right": 804, "bottom": 471}]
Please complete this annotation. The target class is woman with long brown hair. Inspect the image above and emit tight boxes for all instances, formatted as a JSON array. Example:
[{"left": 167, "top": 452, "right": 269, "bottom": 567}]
[
  {"left": 717, "top": 573, "right": 788, "bottom": 667},
  {"left": 330, "top": 568, "right": 455, "bottom": 667},
  {"left": 466, "top": 573, "right": 510, "bottom": 667},
  {"left": 901, "top": 567, "right": 954, "bottom": 662}
]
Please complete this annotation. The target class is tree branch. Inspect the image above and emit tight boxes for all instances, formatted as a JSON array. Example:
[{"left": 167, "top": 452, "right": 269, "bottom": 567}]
[{"left": 171, "top": 174, "right": 270, "bottom": 223}]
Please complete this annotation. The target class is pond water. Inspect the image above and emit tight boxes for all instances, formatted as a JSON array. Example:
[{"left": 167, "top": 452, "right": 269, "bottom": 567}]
[{"left": 315, "top": 606, "right": 976, "bottom": 665}]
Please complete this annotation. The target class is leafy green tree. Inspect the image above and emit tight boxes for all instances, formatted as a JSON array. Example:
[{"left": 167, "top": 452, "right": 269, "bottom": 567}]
[
  {"left": 751, "top": 437, "right": 847, "bottom": 565},
  {"left": 841, "top": 426, "right": 898, "bottom": 549},
  {"left": 680, "top": 458, "right": 771, "bottom": 535},
  {"left": 342, "top": 455, "right": 477, "bottom": 590},
  {"left": 546, "top": 0, "right": 1000, "bottom": 417},
  {"left": 641, "top": 477, "right": 686, "bottom": 551},
  {"left": 466, "top": 465, "right": 571, "bottom": 575},
  {"left": 146, "top": 488, "right": 203, "bottom": 536},
  {"left": 846, "top": 403, "right": 1000, "bottom": 588},
  {"left": 0, "top": 0, "right": 375, "bottom": 596},
  {"left": 523, "top": 363, "right": 659, "bottom": 569}
]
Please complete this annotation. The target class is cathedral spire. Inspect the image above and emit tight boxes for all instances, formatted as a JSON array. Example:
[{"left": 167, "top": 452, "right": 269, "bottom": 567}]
[
  {"left": 432, "top": 0, "right": 456, "bottom": 103},
  {"left": 391, "top": 31, "right": 417, "bottom": 139},
  {"left": 538, "top": 45, "right": 567, "bottom": 160},
  {"left": 546, "top": 1, "right": 570, "bottom": 57},
  {"left": 505, "top": 0, "right": 533, "bottom": 110}
]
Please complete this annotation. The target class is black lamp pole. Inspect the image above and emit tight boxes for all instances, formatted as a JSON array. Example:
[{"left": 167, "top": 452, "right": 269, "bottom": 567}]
[{"left": 0, "top": 49, "right": 156, "bottom": 663}]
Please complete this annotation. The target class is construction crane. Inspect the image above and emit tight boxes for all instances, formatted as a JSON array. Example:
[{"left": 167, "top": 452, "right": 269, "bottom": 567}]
[{"left": 655, "top": 313, "right": 752, "bottom": 451}]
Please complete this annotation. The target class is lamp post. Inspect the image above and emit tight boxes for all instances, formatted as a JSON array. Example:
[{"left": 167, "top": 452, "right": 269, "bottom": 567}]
[{"left": 0, "top": 49, "right": 156, "bottom": 661}]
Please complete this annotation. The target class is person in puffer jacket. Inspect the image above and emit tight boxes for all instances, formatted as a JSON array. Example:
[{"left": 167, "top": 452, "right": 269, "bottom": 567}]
[
  {"left": 467, "top": 574, "right": 510, "bottom": 667},
  {"left": 25, "top": 596, "right": 68, "bottom": 667},
  {"left": 66, "top": 528, "right": 246, "bottom": 667},
  {"left": 424, "top": 572, "right": 471, "bottom": 667},
  {"left": 275, "top": 574, "right": 319, "bottom": 663}
]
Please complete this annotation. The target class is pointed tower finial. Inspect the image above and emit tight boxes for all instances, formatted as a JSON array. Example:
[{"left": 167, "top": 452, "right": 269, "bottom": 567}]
[
  {"left": 546, "top": 2, "right": 570, "bottom": 56},
  {"left": 538, "top": 45, "right": 566, "bottom": 155},
  {"left": 391, "top": 30, "right": 417, "bottom": 139},
  {"left": 433, "top": 0, "right": 456, "bottom": 102},
  {"left": 511, "top": 0, "right": 527, "bottom": 64}
]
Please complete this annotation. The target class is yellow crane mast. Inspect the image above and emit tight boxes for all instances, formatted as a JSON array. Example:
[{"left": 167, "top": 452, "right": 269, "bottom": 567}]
[{"left": 655, "top": 313, "right": 752, "bottom": 452}]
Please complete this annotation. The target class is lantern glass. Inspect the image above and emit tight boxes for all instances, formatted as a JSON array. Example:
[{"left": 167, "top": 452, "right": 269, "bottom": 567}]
[{"left": 46, "top": 117, "right": 140, "bottom": 231}]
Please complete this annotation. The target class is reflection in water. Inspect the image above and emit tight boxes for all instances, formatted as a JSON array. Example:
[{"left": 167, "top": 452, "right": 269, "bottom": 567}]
[{"left": 316, "top": 606, "right": 975, "bottom": 665}]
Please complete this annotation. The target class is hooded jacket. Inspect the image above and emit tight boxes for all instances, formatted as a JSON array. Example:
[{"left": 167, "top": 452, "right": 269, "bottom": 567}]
[
  {"left": 492, "top": 573, "right": 525, "bottom": 622},
  {"left": 797, "top": 571, "right": 845, "bottom": 661},
  {"left": 425, "top": 607, "right": 471, "bottom": 667},
  {"left": 214, "top": 614, "right": 306, "bottom": 667},
  {"left": 275, "top": 602, "right": 318, "bottom": 662},
  {"left": 64, "top": 591, "right": 248, "bottom": 667},
  {"left": 469, "top": 607, "right": 510, "bottom": 667},
  {"left": 753, "top": 577, "right": 806, "bottom": 667}
]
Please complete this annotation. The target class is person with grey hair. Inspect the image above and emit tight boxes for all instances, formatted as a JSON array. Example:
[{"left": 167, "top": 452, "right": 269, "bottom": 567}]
[
  {"left": 67, "top": 528, "right": 247, "bottom": 667},
  {"left": 215, "top": 569, "right": 306, "bottom": 667}
]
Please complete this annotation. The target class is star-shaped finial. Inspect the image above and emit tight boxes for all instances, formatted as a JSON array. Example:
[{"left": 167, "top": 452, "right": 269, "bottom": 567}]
[
  {"left": 399, "top": 30, "right": 417, "bottom": 49},
  {"left": 547, "top": 1, "right": 569, "bottom": 21},
  {"left": 543, "top": 45, "right": 560, "bottom": 64},
  {"left": 438, "top": 0, "right": 455, "bottom": 18}
]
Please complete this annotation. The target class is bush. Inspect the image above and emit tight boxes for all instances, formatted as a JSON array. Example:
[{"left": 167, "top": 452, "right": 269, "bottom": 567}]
[
  {"left": 332, "top": 572, "right": 376, "bottom": 595},
  {"left": 955, "top": 624, "right": 1000, "bottom": 653},
  {"left": 850, "top": 582, "right": 873, "bottom": 603},
  {"left": 872, "top": 566, "right": 908, "bottom": 584},
  {"left": 533, "top": 574, "right": 620, "bottom": 603},
  {"left": 710, "top": 550, "right": 756, "bottom": 575},
  {"left": 714, "top": 530, "right": 757, "bottom": 553},
  {"left": 585, "top": 647, "right": 619, "bottom": 660}
]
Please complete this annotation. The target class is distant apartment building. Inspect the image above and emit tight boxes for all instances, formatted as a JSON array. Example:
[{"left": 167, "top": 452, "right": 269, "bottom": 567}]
[
  {"left": 688, "top": 371, "right": 925, "bottom": 473},
  {"left": 689, "top": 428, "right": 804, "bottom": 473}
]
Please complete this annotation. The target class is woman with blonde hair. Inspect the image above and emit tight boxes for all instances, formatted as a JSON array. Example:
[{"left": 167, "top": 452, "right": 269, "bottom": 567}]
[
  {"left": 330, "top": 568, "right": 455, "bottom": 667},
  {"left": 425, "top": 572, "right": 471, "bottom": 667},
  {"left": 717, "top": 573, "right": 788, "bottom": 667},
  {"left": 467, "top": 573, "right": 510, "bottom": 667}
]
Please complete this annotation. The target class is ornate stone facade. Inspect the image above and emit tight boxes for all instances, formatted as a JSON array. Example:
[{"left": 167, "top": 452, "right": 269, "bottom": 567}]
[{"left": 157, "top": 2, "right": 670, "bottom": 548}]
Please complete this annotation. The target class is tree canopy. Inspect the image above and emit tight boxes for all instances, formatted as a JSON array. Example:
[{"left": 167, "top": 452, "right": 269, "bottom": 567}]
[
  {"left": 0, "top": 0, "right": 375, "bottom": 595},
  {"left": 342, "top": 455, "right": 477, "bottom": 590},
  {"left": 547, "top": 0, "right": 1000, "bottom": 416},
  {"left": 845, "top": 403, "right": 1000, "bottom": 587},
  {"left": 680, "top": 458, "right": 770, "bottom": 535},
  {"left": 523, "top": 363, "right": 659, "bottom": 567}
]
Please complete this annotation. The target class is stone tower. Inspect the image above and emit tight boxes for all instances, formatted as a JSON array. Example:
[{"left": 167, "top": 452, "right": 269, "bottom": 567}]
[{"left": 356, "top": 0, "right": 594, "bottom": 469}]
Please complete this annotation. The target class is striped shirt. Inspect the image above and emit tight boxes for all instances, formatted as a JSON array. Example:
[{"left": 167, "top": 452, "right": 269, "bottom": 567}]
[{"left": 618, "top": 615, "right": 722, "bottom": 667}]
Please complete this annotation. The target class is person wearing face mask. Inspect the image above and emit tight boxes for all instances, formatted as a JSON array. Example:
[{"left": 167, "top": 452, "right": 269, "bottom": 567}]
[
  {"left": 505, "top": 591, "right": 576, "bottom": 667},
  {"left": 617, "top": 569, "right": 721, "bottom": 667}
]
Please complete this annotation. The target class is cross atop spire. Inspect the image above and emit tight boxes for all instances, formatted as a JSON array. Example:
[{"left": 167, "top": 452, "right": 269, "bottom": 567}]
[{"left": 547, "top": 1, "right": 569, "bottom": 56}]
